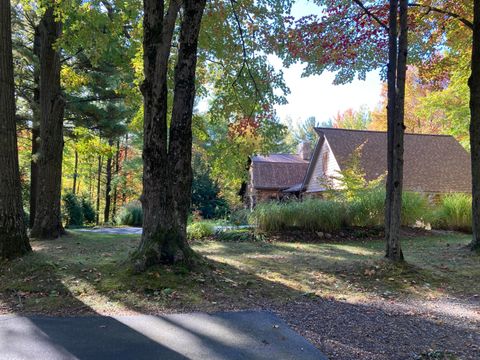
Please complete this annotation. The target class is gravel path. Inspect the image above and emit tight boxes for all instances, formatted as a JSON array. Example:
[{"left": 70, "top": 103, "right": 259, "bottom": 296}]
[{"left": 275, "top": 296, "right": 480, "bottom": 360}]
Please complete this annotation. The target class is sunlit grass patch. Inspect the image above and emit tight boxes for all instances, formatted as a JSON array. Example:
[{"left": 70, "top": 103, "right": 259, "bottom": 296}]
[{"left": 0, "top": 230, "right": 477, "bottom": 315}]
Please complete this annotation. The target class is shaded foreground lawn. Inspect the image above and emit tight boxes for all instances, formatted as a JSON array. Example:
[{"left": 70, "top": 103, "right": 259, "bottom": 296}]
[{"left": 0, "top": 230, "right": 478, "bottom": 315}]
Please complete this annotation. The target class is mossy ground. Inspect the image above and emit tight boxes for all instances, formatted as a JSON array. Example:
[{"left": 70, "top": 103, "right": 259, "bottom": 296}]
[{"left": 0, "top": 230, "right": 478, "bottom": 315}]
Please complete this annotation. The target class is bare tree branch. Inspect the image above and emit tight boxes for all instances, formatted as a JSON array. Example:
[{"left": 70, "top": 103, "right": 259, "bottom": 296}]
[{"left": 352, "top": 0, "right": 389, "bottom": 30}]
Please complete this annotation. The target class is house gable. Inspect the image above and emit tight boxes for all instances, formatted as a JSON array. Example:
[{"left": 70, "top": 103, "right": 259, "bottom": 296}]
[{"left": 303, "top": 137, "right": 341, "bottom": 193}]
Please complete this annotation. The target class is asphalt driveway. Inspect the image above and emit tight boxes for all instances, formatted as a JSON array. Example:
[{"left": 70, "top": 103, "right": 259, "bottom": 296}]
[{"left": 0, "top": 311, "right": 326, "bottom": 359}]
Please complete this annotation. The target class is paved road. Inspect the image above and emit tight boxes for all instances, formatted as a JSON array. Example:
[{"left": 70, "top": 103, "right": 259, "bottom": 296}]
[
  {"left": 77, "top": 225, "right": 253, "bottom": 236},
  {"left": 77, "top": 227, "right": 142, "bottom": 235},
  {"left": 0, "top": 311, "right": 326, "bottom": 360}
]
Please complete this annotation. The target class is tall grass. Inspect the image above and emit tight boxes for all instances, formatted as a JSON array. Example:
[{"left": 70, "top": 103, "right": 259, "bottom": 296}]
[
  {"left": 116, "top": 201, "right": 143, "bottom": 226},
  {"left": 251, "top": 199, "right": 346, "bottom": 232},
  {"left": 401, "top": 192, "right": 433, "bottom": 226},
  {"left": 347, "top": 189, "right": 385, "bottom": 227},
  {"left": 251, "top": 190, "right": 434, "bottom": 233},
  {"left": 432, "top": 193, "right": 471, "bottom": 232}
]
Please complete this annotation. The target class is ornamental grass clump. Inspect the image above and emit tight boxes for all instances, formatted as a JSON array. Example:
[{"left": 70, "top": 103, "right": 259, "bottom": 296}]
[
  {"left": 432, "top": 193, "right": 472, "bottom": 232},
  {"left": 251, "top": 199, "right": 345, "bottom": 233},
  {"left": 347, "top": 188, "right": 385, "bottom": 227},
  {"left": 116, "top": 201, "right": 143, "bottom": 226},
  {"left": 401, "top": 191, "right": 433, "bottom": 226}
]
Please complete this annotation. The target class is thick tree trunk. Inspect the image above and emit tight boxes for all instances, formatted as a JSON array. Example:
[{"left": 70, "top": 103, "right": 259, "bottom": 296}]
[
  {"left": 0, "top": 0, "right": 31, "bottom": 259},
  {"left": 385, "top": 0, "right": 407, "bottom": 261},
  {"left": 96, "top": 155, "right": 102, "bottom": 225},
  {"left": 135, "top": 0, "right": 206, "bottom": 270},
  {"left": 72, "top": 150, "right": 79, "bottom": 195},
  {"left": 470, "top": 0, "right": 480, "bottom": 251},
  {"left": 104, "top": 140, "right": 113, "bottom": 223},
  {"left": 30, "top": 7, "right": 65, "bottom": 239}
]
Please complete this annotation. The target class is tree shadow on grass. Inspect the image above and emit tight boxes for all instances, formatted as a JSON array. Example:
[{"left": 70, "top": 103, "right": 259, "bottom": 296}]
[
  {"left": 0, "top": 255, "right": 324, "bottom": 359},
  {"left": 1, "top": 235, "right": 479, "bottom": 359},
  {"left": 64, "top": 257, "right": 480, "bottom": 359}
]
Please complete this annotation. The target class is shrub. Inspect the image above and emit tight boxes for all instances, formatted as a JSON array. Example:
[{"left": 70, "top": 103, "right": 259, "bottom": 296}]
[
  {"left": 187, "top": 222, "right": 214, "bottom": 240},
  {"left": 432, "top": 193, "right": 471, "bottom": 232},
  {"left": 81, "top": 198, "right": 96, "bottom": 224},
  {"left": 214, "top": 229, "right": 254, "bottom": 242},
  {"left": 229, "top": 208, "right": 251, "bottom": 225},
  {"left": 63, "top": 192, "right": 84, "bottom": 227},
  {"left": 116, "top": 201, "right": 143, "bottom": 226}
]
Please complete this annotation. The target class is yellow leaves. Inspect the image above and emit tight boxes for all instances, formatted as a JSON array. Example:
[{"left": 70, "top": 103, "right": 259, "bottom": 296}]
[{"left": 61, "top": 66, "right": 89, "bottom": 90}]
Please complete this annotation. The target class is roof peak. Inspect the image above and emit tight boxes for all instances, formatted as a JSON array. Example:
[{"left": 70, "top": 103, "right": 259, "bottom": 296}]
[{"left": 315, "top": 127, "right": 453, "bottom": 138}]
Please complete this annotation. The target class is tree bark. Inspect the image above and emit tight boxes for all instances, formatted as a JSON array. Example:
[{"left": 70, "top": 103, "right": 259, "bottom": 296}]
[
  {"left": 112, "top": 139, "right": 120, "bottom": 219},
  {"left": 72, "top": 149, "right": 79, "bottom": 195},
  {"left": 122, "top": 133, "right": 128, "bottom": 205},
  {"left": 0, "top": 0, "right": 31, "bottom": 259},
  {"left": 470, "top": 0, "right": 480, "bottom": 252},
  {"left": 29, "top": 120, "right": 39, "bottom": 229},
  {"left": 30, "top": 6, "right": 65, "bottom": 239},
  {"left": 104, "top": 139, "right": 113, "bottom": 223},
  {"left": 135, "top": 0, "right": 206, "bottom": 270},
  {"left": 29, "top": 28, "right": 41, "bottom": 229},
  {"left": 385, "top": 0, "right": 407, "bottom": 261},
  {"left": 96, "top": 155, "right": 102, "bottom": 225}
]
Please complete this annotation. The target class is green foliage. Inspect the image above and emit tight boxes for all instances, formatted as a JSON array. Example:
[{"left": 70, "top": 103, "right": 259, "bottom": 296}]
[
  {"left": 191, "top": 154, "right": 229, "bottom": 219},
  {"left": 81, "top": 197, "right": 96, "bottom": 225},
  {"left": 116, "top": 201, "right": 143, "bottom": 227},
  {"left": 229, "top": 208, "right": 251, "bottom": 226},
  {"left": 252, "top": 190, "right": 434, "bottom": 232},
  {"left": 331, "top": 106, "right": 372, "bottom": 130},
  {"left": 401, "top": 192, "right": 433, "bottom": 226},
  {"left": 251, "top": 199, "right": 346, "bottom": 233},
  {"left": 63, "top": 193, "right": 84, "bottom": 227},
  {"left": 214, "top": 229, "right": 255, "bottom": 242},
  {"left": 187, "top": 222, "right": 215, "bottom": 240},
  {"left": 347, "top": 188, "right": 385, "bottom": 227},
  {"left": 325, "top": 144, "right": 385, "bottom": 201},
  {"left": 432, "top": 194, "right": 472, "bottom": 232}
]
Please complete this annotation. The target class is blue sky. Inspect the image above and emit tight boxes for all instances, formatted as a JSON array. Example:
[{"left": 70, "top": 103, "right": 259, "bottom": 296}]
[{"left": 273, "top": 0, "right": 383, "bottom": 127}]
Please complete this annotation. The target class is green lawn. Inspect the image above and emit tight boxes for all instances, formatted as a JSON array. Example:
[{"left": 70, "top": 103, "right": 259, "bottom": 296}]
[{"left": 0, "top": 230, "right": 478, "bottom": 315}]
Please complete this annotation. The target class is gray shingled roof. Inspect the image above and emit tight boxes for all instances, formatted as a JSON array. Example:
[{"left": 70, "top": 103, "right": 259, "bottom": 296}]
[
  {"left": 251, "top": 154, "right": 309, "bottom": 190},
  {"left": 314, "top": 128, "right": 471, "bottom": 193}
]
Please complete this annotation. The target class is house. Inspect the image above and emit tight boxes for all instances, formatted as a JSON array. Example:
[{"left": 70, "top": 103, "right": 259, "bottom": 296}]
[
  {"left": 246, "top": 127, "right": 471, "bottom": 206},
  {"left": 246, "top": 142, "right": 311, "bottom": 207}
]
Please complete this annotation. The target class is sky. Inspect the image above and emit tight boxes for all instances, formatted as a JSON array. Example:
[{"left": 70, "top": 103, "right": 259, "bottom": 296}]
[{"left": 272, "top": 0, "right": 383, "bottom": 127}]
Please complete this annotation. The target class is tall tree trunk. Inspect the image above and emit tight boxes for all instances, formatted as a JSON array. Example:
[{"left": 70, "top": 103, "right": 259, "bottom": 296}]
[
  {"left": 29, "top": 28, "right": 41, "bottom": 229},
  {"left": 112, "top": 139, "right": 120, "bottom": 219},
  {"left": 385, "top": 0, "right": 407, "bottom": 261},
  {"left": 30, "top": 7, "right": 65, "bottom": 239},
  {"left": 135, "top": 0, "right": 206, "bottom": 270},
  {"left": 0, "top": 0, "right": 31, "bottom": 259},
  {"left": 96, "top": 155, "right": 102, "bottom": 225},
  {"left": 72, "top": 149, "right": 79, "bottom": 195},
  {"left": 470, "top": 0, "right": 480, "bottom": 252},
  {"left": 122, "top": 133, "right": 128, "bottom": 205},
  {"left": 29, "top": 116, "right": 39, "bottom": 229},
  {"left": 104, "top": 139, "right": 113, "bottom": 223}
]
